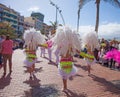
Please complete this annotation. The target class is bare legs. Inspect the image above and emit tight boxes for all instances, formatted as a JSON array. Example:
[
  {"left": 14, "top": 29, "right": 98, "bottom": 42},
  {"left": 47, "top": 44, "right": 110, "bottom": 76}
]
[
  {"left": 3, "top": 56, "right": 7, "bottom": 75},
  {"left": 27, "top": 64, "right": 35, "bottom": 79},
  {"left": 62, "top": 79, "right": 67, "bottom": 91},
  {"left": 87, "top": 65, "right": 91, "bottom": 75},
  {"left": 2, "top": 54, "right": 12, "bottom": 76},
  {"left": 8, "top": 54, "right": 12, "bottom": 73},
  {"left": 87, "top": 64, "right": 93, "bottom": 76}
]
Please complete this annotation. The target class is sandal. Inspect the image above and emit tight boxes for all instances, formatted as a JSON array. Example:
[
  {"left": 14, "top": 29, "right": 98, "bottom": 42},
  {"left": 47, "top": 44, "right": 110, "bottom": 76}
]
[{"left": 29, "top": 76, "right": 32, "bottom": 80}]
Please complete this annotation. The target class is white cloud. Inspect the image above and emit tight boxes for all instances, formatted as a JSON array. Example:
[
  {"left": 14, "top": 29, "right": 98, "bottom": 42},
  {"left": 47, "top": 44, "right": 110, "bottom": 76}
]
[
  {"left": 27, "top": 6, "right": 40, "bottom": 12},
  {"left": 101, "top": 21, "right": 109, "bottom": 25},
  {"left": 78, "top": 23, "right": 120, "bottom": 39}
]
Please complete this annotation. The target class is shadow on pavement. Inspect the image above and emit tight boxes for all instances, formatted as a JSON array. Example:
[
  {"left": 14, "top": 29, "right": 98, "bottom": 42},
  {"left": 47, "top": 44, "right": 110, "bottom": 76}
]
[
  {"left": 48, "top": 61, "right": 58, "bottom": 67},
  {"left": 89, "top": 74, "right": 120, "bottom": 95},
  {"left": 36, "top": 60, "right": 43, "bottom": 63},
  {"left": 23, "top": 74, "right": 41, "bottom": 87},
  {"left": 74, "top": 64, "right": 88, "bottom": 71},
  {"left": 43, "top": 56, "right": 49, "bottom": 60},
  {"left": 0, "top": 73, "right": 12, "bottom": 89},
  {"left": 24, "top": 67, "right": 43, "bottom": 73},
  {"left": 24, "top": 89, "right": 32, "bottom": 97},
  {"left": 64, "top": 89, "right": 87, "bottom": 97},
  {"left": 111, "top": 80, "right": 120, "bottom": 89},
  {"left": 42, "top": 56, "right": 58, "bottom": 67},
  {"left": 75, "top": 74, "right": 84, "bottom": 77},
  {"left": 34, "top": 67, "right": 43, "bottom": 73},
  {"left": 32, "top": 85, "right": 60, "bottom": 97}
]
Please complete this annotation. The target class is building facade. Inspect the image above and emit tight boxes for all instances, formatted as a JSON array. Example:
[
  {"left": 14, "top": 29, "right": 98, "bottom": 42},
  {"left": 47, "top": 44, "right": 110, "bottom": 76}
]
[
  {"left": 0, "top": 3, "right": 45, "bottom": 37},
  {"left": 0, "top": 3, "right": 24, "bottom": 37},
  {"left": 24, "top": 17, "right": 35, "bottom": 30},
  {"left": 18, "top": 15, "right": 24, "bottom": 37},
  {"left": 31, "top": 12, "right": 44, "bottom": 30}
]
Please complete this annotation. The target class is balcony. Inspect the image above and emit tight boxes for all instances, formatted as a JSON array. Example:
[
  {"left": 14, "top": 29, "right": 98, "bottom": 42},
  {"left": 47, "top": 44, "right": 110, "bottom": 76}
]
[{"left": 4, "top": 10, "right": 18, "bottom": 18}]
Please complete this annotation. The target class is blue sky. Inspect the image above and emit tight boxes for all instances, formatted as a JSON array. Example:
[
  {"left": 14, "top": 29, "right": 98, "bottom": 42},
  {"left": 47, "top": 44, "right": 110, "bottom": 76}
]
[{"left": 1, "top": 0, "right": 120, "bottom": 39}]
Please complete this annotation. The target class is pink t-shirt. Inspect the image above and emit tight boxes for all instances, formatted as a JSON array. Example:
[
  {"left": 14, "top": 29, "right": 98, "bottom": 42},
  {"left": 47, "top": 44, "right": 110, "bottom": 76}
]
[{"left": 2, "top": 40, "right": 13, "bottom": 54}]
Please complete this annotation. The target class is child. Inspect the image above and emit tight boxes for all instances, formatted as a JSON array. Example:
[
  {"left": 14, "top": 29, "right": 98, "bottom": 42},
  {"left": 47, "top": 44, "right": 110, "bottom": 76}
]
[
  {"left": 23, "top": 28, "right": 45, "bottom": 79},
  {"left": 53, "top": 26, "right": 81, "bottom": 91},
  {"left": 82, "top": 31, "right": 99, "bottom": 75}
]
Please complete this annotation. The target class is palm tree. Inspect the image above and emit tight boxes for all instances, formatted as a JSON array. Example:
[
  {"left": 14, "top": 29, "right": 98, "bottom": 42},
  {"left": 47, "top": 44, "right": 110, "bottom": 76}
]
[
  {"left": 0, "top": 22, "right": 17, "bottom": 39},
  {"left": 49, "top": 21, "right": 57, "bottom": 31},
  {"left": 77, "top": 0, "right": 120, "bottom": 33}
]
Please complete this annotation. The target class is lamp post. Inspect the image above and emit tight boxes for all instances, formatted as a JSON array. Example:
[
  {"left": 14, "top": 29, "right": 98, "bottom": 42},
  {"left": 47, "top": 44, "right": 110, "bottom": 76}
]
[
  {"left": 59, "top": 10, "right": 65, "bottom": 25},
  {"left": 49, "top": 0, "right": 65, "bottom": 28}
]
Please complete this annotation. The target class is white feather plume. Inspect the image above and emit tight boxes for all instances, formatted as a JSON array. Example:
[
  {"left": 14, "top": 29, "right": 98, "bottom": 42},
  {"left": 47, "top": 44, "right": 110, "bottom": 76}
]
[
  {"left": 53, "top": 26, "right": 81, "bottom": 56},
  {"left": 23, "top": 28, "right": 46, "bottom": 50},
  {"left": 82, "top": 31, "right": 99, "bottom": 51}
]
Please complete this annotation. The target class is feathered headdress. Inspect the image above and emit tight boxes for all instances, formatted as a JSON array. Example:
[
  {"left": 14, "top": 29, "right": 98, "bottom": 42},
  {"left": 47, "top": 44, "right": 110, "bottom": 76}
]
[
  {"left": 23, "top": 28, "right": 46, "bottom": 50},
  {"left": 82, "top": 31, "right": 99, "bottom": 51},
  {"left": 53, "top": 26, "right": 81, "bottom": 56}
]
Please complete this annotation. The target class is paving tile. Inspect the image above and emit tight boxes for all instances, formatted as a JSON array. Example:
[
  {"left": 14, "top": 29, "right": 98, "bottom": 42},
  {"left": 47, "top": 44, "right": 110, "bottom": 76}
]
[{"left": 0, "top": 49, "right": 120, "bottom": 97}]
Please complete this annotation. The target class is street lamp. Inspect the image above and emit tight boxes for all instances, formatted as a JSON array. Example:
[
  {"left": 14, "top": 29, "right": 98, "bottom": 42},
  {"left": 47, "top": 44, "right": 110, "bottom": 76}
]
[
  {"left": 49, "top": 0, "right": 65, "bottom": 28},
  {"left": 58, "top": 10, "right": 65, "bottom": 25}
]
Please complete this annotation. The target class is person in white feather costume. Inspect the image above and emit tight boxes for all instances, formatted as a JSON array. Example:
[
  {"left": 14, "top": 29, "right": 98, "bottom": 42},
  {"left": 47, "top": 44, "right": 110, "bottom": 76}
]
[
  {"left": 53, "top": 26, "right": 81, "bottom": 91},
  {"left": 82, "top": 31, "right": 99, "bottom": 76},
  {"left": 23, "top": 28, "right": 45, "bottom": 79}
]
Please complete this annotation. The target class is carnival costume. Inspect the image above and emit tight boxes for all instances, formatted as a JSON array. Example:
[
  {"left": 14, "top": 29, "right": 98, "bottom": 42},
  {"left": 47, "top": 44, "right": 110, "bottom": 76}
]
[
  {"left": 23, "top": 28, "right": 46, "bottom": 67},
  {"left": 53, "top": 26, "right": 81, "bottom": 79},
  {"left": 104, "top": 49, "right": 120, "bottom": 65},
  {"left": 81, "top": 31, "right": 99, "bottom": 65}
]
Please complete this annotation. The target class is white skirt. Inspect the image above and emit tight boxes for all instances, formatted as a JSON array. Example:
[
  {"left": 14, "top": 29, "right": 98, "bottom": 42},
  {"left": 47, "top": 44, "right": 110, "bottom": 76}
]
[
  {"left": 85, "top": 58, "right": 96, "bottom": 65},
  {"left": 24, "top": 58, "right": 37, "bottom": 67},
  {"left": 58, "top": 63, "right": 77, "bottom": 79}
]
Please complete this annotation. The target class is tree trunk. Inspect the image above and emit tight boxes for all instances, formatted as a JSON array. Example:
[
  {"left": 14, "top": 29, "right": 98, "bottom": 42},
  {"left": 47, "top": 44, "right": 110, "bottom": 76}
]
[
  {"left": 77, "top": 12, "right": 80, "bottom": 32},
  {"left": 95, "top": 0, "right": 100, "bottom": 33},
  {"left": 77, "top": 8, "right": 80, "bottom": 32}
]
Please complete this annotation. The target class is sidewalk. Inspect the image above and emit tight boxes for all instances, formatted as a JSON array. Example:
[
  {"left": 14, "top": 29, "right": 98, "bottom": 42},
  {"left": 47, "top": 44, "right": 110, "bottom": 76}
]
[{"left": 0, "top": 49, "right": 120, "bottom": 97}]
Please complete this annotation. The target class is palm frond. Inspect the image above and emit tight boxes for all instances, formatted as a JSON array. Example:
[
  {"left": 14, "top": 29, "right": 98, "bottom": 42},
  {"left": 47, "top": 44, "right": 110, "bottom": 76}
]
[
  {"left": 77, "top": 0, "right": 93, "bottom": 32},
  {"left": 103, "top": 0, "right": 120, "bottom": 8}
]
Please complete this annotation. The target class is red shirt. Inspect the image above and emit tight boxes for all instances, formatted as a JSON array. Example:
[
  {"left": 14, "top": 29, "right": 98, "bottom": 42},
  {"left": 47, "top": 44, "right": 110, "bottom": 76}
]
[{"left": 2, "top": 40, "right": 13, "bottom": 54}]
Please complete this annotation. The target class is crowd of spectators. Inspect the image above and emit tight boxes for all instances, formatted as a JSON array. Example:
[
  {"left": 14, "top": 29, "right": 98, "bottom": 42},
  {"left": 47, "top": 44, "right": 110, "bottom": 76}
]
[
  {"left": 77, "top": 38, "right": 120, "bottom": 71},
  {"left": 98, "top": 38, "right": 120, "bottom": 70}
]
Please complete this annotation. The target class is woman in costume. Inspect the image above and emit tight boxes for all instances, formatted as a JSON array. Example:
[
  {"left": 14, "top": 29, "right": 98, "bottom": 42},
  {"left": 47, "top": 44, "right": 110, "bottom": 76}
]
[
  {"left": 81, "top": 31, "right": 99, "bottom": 75},
  {"left": 53, "top": 26, "right": 81, "bottom": 91},
  {"left": 23, "top": 28, "right": 45, "bottom": 79},
  {"left": 104, "top": 48, "right": 120, "bottom": 68},
  {"left": 46, "top": 39, "right": 53, "bottom": 63},
  {"left": 54, "top": 46, "right": 61, "bottom": 65}
]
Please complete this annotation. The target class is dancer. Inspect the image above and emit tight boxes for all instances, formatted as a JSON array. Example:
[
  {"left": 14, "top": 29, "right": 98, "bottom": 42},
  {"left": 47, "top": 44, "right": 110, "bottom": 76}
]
[
  {"left": 81, "top": 31, "right": 99, "bottom": 75},
  {"left": 54, "top": 46, "right": 60, "bottom": 65},
  {"left": 40, "top": 47, "right": 46, "bottom": 57},
  {"left": 53, "top": 26, "right": 81, "bottom": 91},
  {"left": 23, "top": 28, "right": 45, "bottom": 79},
  {"left": 46, "top": 39, "right": 53, "bottom": 63}
]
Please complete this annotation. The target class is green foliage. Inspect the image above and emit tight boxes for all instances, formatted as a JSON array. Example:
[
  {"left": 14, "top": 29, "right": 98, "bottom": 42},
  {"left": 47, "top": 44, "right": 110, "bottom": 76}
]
[
  {"left": 40, "top": 29, "right": 45, "bottom": 35},
  {"left": 0, "top": 22, "right": 17, "bottom": 39},
  {"left": 49, "top": 21, "right": 57, "bottom": 30}
]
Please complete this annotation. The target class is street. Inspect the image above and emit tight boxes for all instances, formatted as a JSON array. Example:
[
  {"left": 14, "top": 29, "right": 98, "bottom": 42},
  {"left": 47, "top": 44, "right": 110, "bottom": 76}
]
[{"left": 0, "top": 49, "right": 120, "bottom": 97}]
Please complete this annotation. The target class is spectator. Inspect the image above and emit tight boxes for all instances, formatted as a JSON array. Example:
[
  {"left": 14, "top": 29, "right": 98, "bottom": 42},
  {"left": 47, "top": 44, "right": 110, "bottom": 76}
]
[{"left": 1, "top": 35, "right": 13, "bottom": 76}]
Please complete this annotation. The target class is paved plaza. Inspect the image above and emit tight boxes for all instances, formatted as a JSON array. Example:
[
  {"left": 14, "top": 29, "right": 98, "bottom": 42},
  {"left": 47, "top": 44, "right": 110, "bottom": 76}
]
[{"left": 0, "top": 49, "right": 120, "bottom": 97}]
